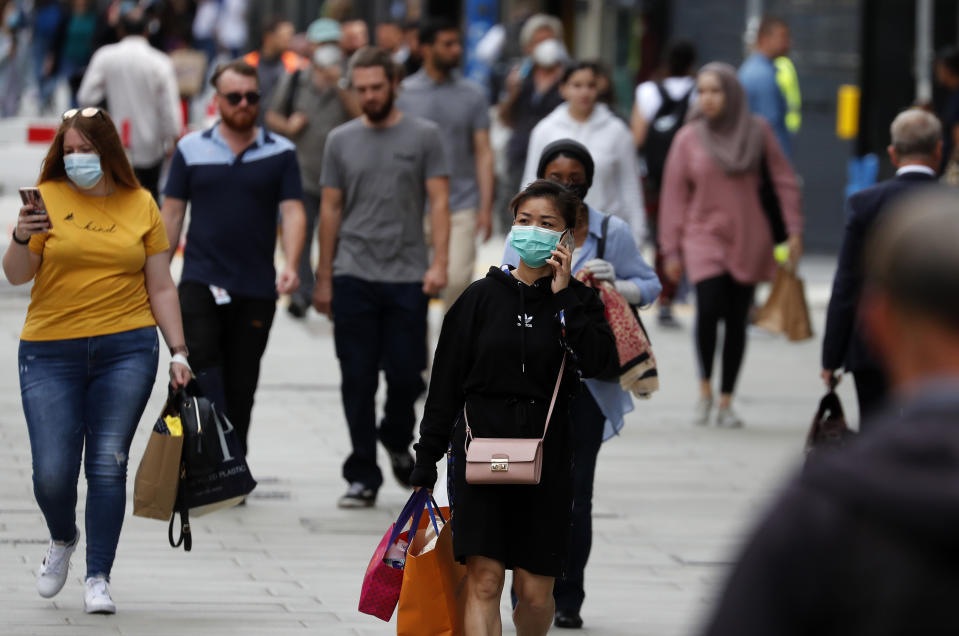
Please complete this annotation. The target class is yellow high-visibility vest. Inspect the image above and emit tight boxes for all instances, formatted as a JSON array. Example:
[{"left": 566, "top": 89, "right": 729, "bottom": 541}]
[{"left": 775, "top": 56, "right": 801, "bottom": 133}]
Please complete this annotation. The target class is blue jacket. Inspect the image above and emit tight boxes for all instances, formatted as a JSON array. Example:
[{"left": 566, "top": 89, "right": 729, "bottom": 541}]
[
  {"left": 503, "top": 206, "right": 661, "bottom": 439},
  {"left": 739, "top": 53, "right": 791, "bottom": 158}
]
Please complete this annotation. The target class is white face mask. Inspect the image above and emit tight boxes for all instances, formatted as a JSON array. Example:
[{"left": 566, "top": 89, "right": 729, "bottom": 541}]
[
  {"left": 532, "top": 38, "right": 565, "bottom": 68},
  {"left": 313, "top": 44, "right": 342, "bottom": 69}
]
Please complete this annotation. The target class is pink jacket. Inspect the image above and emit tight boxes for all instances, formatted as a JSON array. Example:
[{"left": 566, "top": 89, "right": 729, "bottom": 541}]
[{"left": 658, "top": 119, "right": 802, "bottom": 285}]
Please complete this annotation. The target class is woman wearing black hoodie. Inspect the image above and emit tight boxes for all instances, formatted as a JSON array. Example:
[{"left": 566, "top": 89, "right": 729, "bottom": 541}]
[{"left": 410, "top": 179, "right": 618, "bottom": 635}]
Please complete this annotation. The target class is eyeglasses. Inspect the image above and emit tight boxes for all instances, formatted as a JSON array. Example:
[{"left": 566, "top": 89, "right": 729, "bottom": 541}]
[
  {"left": 219, "top": 91, "right": 261, "bottom": 106},
  {"left": 62, "top": 107, "right": 104, "bottom": 121}
]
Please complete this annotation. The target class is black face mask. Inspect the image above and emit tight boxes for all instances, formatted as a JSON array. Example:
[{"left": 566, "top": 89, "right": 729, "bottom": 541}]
[{"left": 568, "top": 183, "right": 589, "bottom": 200}]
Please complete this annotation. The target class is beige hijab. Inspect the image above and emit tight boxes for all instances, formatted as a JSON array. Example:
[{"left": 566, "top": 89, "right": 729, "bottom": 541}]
[{"left": 688, "top": 62, "right": 764, "bottom": 174}]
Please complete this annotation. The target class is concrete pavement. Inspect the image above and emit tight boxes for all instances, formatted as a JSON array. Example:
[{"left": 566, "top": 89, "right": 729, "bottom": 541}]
[{"left": 0, "top": 222, "right": 854, "bottom": 635}]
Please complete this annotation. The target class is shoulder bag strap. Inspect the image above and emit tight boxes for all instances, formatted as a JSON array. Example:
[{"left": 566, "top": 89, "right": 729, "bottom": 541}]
[
  {"left": 464, "top": 353, "right": 567, "bottom": 449},
  {"left": 596, "top": 214, "right": 611, "bottom": 260}
]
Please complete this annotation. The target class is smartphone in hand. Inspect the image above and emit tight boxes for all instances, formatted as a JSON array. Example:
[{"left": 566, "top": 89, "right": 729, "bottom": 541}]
[
  {"left": 18, "top": 187, "right": 47, "bottom": 216},
  {"left": 560, "top": 229, "right": 575, "bottom": 253}
]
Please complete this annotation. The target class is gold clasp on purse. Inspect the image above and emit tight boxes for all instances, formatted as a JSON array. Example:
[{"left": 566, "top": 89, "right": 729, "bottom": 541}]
[{"left": 490, "top": 458, "right": 509, "bottom": 472}]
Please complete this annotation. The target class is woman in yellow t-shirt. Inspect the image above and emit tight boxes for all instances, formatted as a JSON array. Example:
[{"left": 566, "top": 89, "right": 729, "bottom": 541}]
[{"left": 2, "top": 108, "right": 191, "bottom": 615}]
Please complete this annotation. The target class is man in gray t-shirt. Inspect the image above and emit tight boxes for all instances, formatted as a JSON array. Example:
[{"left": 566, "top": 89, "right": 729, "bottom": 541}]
[
  {"left": 396, "top": 19, "right": 494, "bottom": 306},
  {"left": 315, "top": 47, "right": 450, "bottom": 508}
]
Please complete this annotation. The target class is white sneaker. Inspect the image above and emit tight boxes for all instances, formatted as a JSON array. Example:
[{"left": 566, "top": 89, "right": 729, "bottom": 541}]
[
  {"left": 83, "top": 575, "right": 116, "bottom": 614},
  {"left": 716, "top": 406, "right": 744, "bottom": 429},
  {"left": 693, "top": 396, "right": 714, "bottom": 426},
  {"left": 36, "top": 527, "right": 79, "bottom": 598}
]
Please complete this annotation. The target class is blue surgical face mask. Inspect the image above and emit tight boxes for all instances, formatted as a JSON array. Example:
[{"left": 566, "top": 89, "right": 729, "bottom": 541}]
[
  {"left": 64, "top": 153, "right": 103, "bottom": 189},
  {"left": 510, "top": 225, "right": 563, "bottom": 268}
]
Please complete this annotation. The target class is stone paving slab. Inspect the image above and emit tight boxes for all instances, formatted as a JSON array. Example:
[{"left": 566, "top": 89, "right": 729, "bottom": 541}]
[{"left": 0, "top": 226, "right": 852, "bottom": 635}]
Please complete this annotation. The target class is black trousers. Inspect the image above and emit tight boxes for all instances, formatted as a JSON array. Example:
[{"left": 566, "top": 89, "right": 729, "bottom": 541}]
[
  {"left": 331, "top": 276, "right": 428, "bottom": 491},
  {"left": 853, "top": 367, "right": 888, "bottom": 429},
  {"left": 178, "top": 281, "right": 276, "bottom": 457},
  {"left": 134, "top": 161, "right": 162, "bottom": 202},
  {"left": 553, "top": 388, "right": 606, "bottom": 614},
  {"left": 695, "top": 274, "right": 755, "bottom": 394}
]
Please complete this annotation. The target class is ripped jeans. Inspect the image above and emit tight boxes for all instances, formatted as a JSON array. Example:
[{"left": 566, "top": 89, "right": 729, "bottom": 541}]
[{"left": 19, "top": 327, "right": 158, "bottom": 579}]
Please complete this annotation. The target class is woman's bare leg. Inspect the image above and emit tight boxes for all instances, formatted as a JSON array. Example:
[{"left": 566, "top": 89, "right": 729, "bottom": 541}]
[
  {"left": 464, "top": 555, "right": 506, "bottom": 636},
  {"left": 513, "top": 567, "right": 555, "bottom": 636}
]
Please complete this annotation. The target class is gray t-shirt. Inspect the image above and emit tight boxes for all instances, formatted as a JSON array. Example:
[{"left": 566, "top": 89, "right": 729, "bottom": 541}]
[
  {"left": 321, "top": 115, "right": 448, "bottom": 283},
  {"left": 396, "top": 69, "right": 489, "bottom": 212},
  {"left": 269, "top": 69, "right": 352, "bottom": 196}
]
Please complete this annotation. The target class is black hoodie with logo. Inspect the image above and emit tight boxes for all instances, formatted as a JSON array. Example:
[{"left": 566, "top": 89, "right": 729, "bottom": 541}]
[
  {"left": 411, "top": 265, "right": 617, "bottom": 576},
  {"left": 702, "top": 385, "right": 959, "bottom": 636}
]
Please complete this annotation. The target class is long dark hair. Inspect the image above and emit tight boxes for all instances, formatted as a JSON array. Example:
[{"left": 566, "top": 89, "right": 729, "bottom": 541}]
[{"left": 37, "top": 109, "right": 140, "bottom": 190}]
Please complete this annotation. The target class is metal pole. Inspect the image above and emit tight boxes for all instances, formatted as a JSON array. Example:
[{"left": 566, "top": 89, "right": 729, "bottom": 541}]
[
  {"left": 916, "top": 0, "right": 934, "bottom": 104},
  {"left": 744, "top": 0, "right": 764, "bottom": 57}
]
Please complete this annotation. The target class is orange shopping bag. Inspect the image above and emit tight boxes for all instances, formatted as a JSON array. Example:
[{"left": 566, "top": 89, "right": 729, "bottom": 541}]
[{"left": 396, "top": 503, "right": 466, "bottom": 636}]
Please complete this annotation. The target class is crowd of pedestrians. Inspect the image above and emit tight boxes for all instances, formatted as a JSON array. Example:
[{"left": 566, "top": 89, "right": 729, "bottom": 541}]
[{"left": 10, "top": 4, "right": 959, "bottom": 635}]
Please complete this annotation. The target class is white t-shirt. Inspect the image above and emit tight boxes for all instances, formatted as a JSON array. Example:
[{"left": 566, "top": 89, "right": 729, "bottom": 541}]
[{"left": 634, "top": 76, "right": 697, "bottom": 121}]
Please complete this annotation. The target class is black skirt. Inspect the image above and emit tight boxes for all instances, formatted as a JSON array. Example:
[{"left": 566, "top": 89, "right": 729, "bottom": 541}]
[{"left": 448, "top": 399, "right": 574, "bottom": 578}]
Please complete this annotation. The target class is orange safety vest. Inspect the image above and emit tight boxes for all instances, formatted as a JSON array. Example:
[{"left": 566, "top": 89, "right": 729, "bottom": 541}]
[{"left": 242, "top": 50, "right": 306, "bottom": 73}]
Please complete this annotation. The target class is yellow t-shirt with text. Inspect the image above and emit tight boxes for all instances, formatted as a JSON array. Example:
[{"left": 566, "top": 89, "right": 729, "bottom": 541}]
[{"left": 22, "top": 180, "right": 170, "bottom": 341}]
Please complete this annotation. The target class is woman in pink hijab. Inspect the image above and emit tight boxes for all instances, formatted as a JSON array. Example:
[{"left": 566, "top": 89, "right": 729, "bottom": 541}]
[{"left": 659, "top": 62, "right": 802, "bottom": 427}]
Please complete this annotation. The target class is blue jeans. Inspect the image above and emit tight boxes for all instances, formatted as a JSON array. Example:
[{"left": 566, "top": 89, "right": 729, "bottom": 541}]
[
  {"left": 332, "top": 276, "right": 428, "bottom": 490},
  {"left": 19, "top": 327, "right": 159, "bottom": 580}
]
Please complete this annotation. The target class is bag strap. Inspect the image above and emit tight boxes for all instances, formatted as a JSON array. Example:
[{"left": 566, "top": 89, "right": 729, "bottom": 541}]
[
  {"left": 596, "top": 214, "right": 611, "bottom": 260},
  {"left": 168, "top": 465, "right": 192, "bottom": 552},
  {"left": 464, "top": 353, "right": 567, "bottom": 451}
]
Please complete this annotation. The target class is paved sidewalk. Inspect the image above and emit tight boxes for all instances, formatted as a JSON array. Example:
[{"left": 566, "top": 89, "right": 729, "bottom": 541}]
[{"left": 0, "top": 241, "right": 851, "bottom": 635}]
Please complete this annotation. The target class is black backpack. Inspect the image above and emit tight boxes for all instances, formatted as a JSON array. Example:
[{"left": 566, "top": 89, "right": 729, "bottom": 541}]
[{"left": 643, "top": 82, "right": 693, "bottom": 191}]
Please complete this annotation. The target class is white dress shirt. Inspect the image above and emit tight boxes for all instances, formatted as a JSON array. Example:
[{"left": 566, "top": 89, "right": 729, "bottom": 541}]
[{"left": 78, "top": 36, "right": 182, "bottom": 168}]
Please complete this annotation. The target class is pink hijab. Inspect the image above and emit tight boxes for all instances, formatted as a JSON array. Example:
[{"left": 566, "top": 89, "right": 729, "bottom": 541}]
[{"left": 688, "top": 62, "right": 764, "bottom": 174}]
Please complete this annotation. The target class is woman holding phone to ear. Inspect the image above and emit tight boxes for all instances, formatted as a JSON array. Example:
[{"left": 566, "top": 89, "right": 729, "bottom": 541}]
[
  {"left": 410, "top": 179, "right": 617, "bottom": 636},
  {"left": 2, "top": 107, "right": 191, "bottom": 615}
]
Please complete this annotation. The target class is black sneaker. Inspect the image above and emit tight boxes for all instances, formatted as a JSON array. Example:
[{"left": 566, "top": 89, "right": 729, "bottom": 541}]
[
  {"left": 337, "top": 482, "right": 376, "bottom": 508},
  {"left": 287, "top": 300, "right": 308, "bottom": 319},
  {"left": 554, "top": 610, "right": 583, "bottom": 629},
  {"left": 387, "top": 449, "right": 415, "bottom": 488}
]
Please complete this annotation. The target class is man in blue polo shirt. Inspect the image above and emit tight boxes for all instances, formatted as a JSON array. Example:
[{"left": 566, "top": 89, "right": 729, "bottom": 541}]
[{"left": 161, "top": 59, "right": 307, "bottom": 459}]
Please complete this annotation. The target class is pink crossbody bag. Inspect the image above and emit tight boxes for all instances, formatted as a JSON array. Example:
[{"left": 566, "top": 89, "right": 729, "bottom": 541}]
[{"left": 463, "top": 354, "right": 566, "bottom": 485}]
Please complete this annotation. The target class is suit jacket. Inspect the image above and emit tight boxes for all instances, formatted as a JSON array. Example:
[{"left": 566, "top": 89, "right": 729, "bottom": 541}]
[{"left": 821, "top": 171, "right": 937, "bottom": 372}]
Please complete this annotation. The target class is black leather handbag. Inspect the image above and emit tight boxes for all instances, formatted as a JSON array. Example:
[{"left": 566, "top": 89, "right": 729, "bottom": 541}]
[{"left": 805, "top": 379, "right": 857, "bottom": 453}]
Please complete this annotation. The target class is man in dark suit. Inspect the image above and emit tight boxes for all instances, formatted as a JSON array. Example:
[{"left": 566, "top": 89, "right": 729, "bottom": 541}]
[
  {"left": 702, "top": 187, "right": 959, "bottom": 636},
  {"left": 821, "top": 108, "right": 941, "bottom": 425}
]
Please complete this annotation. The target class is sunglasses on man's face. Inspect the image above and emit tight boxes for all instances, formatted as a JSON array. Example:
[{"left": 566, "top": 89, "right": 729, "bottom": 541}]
[
  {"left": 62, "top": 107, "right": 104, "bottom": 121},
  {"left": 219, "top": 91, "right": 261, "bottom": 106}
]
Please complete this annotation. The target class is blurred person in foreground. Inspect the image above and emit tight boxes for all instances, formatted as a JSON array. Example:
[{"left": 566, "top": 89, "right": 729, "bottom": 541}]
[
  {"left": 822, "top": 109, "right": 940, "bottom": 425},
  {"left": 397, "top": 18, "right": 494, "bottom": 306},
  {"left": 524, "top": 60, "right": 646, "bottom": 246},
  {"left": 315, "top": 47, "right": 449, "bottom": 508},
  {"left": 77, "top": 4, "right": 182, "bottom": 200},
  {"left": 659, "top": 62, "right": 801, "bottom": 428},
  {"left": 267, "top": 18, "right": 358, "bottom": 318},
  {"left": 161, "top": 60, "right": 306, "bottom": 458},
  {"left": 631, "top": 40, "right": 697, "bottom": 328},
  {"left": 503, "top": 139, "right": 660, "bottom": 629},
  {"left": 3, "top": 107, "right": 190, "bottom": 614},
  {"left": 738, "top": 15, "right": 793, "bottom": 159},
  {"left": 701, "top": 186, "right": 959, "bottom": 636}
]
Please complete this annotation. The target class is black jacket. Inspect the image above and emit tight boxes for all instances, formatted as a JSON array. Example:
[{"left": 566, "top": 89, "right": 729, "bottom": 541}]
[
  {"left": 701, "top": 385, "right": 959, "bottom": 636},
  {"left": 822, "top": 171, "right": 937, "bottom": 373},
  {"left": 410, "top": 266, "right": 617, "bottom": 489}
]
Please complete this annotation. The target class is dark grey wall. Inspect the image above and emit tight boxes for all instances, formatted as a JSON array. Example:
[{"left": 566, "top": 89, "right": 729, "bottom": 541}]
[{"left": 670, "top": 0, "right": 861, "bottom": 253}]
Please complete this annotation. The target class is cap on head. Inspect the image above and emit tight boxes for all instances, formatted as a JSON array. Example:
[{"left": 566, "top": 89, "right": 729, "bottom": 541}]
[
  {"left": 307, "top": 18, "right": 342, "bottom": 44},
  {"left": 536, "top": 138, "right": 595, "bottom": 188}
]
